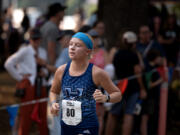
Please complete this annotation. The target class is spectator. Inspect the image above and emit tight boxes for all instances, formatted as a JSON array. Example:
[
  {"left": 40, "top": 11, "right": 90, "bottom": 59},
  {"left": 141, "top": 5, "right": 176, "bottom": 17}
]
[
  {"left": 1, "top": 6, "right": 15, "bottom": 58},
  {"left": 106, "top": 31, "right": 146, "bottom": 135},
  {"left": 40, "top": 4, "right": 66, "bottom": 134},
  {"left": 158, "top": 14, "right": 180, "bottom": 66},
  {"left": 21, "top": 8, "right": 30, "bottom": 33},
  {"left": 93, "top": 20, "right": 108, "bottom": 49},
  {"left": 150, "top": 16, "right": 162, "bottom": 40},
  {"left": 37, "top": 30, "right": 75, "bottom": 73},
  {"left": 89, "top": 29, "right": 107, "bottom": 68},
  {"left": 40, "top": 2, "right": 66, "bottom": 65},
  {"left": 4, "top": 28, "right": 48, "bottom": 135},
  {"left": 140, "top": 49, "right": 163, "bottom": 135},
  {"left": 55, "top": 30, "right": 75, "bottom": 68},
  {"left": 136, "top": 25, "right": 166, "bottom": 68}
]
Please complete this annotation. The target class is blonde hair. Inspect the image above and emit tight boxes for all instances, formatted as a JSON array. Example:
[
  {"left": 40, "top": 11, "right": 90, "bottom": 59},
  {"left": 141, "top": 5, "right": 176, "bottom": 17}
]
[
  {"left": 85, "top": 33, "right": 94, "bottom": 46},
  {"left": 85, "top": 33, "right": 94, "bottom": 59}
]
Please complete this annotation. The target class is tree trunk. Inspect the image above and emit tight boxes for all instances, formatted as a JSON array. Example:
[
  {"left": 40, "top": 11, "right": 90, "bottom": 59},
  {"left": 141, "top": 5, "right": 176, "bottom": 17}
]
[{"left": 97, "top": 0, "right": 149, "bottom": 48}]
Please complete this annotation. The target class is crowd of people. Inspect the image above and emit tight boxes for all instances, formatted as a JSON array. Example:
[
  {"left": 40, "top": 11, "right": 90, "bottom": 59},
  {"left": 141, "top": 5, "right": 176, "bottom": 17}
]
[{"left": 0, "top": 2, "right": 180, "bottom": 135}]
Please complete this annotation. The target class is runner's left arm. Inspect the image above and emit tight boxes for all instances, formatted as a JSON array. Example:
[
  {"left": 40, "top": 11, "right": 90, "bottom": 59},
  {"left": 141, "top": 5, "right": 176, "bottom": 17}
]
[{"left": 93, "top": 66, "right": 122, "bottom": 103}]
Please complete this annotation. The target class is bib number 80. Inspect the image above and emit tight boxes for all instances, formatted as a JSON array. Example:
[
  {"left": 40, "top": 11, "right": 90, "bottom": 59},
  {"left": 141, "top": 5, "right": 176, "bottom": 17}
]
[{"left": 66, "top": 108, "right": 75, "bottom": 117}]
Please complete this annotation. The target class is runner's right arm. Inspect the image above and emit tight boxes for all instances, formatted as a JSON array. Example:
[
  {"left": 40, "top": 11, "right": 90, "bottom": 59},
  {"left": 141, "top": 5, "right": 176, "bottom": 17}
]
[{"left": 49, "top": 64, "right": 66, "bottom": 115}]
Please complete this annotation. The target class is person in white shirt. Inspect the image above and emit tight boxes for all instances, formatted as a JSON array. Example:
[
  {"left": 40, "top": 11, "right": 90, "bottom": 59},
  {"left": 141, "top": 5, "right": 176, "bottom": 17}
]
[
  {"left": 4, "top": 28, "right": 48, "bottom": 135},
  {"left": 5, "top": 44, "right": 37, "bottom": 85}
]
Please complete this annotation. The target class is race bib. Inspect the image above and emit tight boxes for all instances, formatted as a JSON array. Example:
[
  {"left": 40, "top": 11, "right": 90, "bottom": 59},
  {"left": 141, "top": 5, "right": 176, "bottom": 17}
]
[{"left": 62, "top": 100, "right": 82, "bottom": 126}]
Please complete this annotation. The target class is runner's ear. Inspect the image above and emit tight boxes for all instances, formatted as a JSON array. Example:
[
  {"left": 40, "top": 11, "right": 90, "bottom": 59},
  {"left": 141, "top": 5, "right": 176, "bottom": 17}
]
[{"left": 86, "top": 49, "right": 92, "bottom": 58}]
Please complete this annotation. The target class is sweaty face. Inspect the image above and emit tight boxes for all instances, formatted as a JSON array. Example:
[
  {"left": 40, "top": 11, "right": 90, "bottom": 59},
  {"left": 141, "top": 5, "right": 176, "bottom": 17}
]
[{"left": 68, "top": 38, "right": 90, "bottom": 60}]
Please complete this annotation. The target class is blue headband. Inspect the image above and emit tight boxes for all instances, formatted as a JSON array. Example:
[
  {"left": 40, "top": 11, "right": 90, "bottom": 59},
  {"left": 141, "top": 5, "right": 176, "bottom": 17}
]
[{"left": 72, "top": 32, "right": 93, "bottom": 49}]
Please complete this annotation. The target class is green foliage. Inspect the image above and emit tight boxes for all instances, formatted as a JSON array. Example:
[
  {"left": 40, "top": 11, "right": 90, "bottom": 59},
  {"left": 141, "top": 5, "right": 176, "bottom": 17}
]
[
  {"left": 18, "top": 0, "right": 39, "bottom": 8},
  {"left": 65, "top": 0, "right": 97, "bottom": 18},
  {"left": 65, "top": 0, "right": 85, "bottom": 15},
  {"left": 84, "top": 3, "right": 97, "bottom": 18}
]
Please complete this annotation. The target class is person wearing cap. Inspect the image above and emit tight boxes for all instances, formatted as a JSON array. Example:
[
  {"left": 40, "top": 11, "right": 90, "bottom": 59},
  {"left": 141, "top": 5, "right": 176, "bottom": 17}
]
[
  {"left": 105, "top": 31, "right": 146, "bottom": 135},
  {"left": 49, "top": 32, "right": 122, "bottom": 135},
  {"left": 4, "top": 28, "right": 48, "bottom": 135},
  {"left": 40, "top": 2, "right": 66, "bottom": 65}
]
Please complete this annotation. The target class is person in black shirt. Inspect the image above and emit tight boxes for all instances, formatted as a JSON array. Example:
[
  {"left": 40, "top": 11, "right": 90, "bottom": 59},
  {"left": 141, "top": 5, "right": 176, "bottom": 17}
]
[{"left": 105, "top": 31, "right": 146, "bottom": 135}]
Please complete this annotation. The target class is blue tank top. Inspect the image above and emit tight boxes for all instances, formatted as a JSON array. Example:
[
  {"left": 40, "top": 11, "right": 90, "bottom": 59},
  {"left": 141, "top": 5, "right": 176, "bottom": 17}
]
[{"left": 61, "top": 62, "right": 99, "bottom": 128}]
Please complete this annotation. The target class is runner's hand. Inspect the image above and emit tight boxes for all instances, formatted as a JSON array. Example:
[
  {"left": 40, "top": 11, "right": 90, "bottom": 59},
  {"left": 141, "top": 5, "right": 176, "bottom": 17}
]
[
  {"left": 93, "top": 89, "right": 106, "bottom": 103},
  {"left": 50, "top": 103, "right": 60, "bottom": 116}
]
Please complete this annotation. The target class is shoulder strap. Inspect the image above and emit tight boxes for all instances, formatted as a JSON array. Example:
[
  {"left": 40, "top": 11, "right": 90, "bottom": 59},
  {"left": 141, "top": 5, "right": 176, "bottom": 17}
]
[{"left": 62, "top": 61, "right": 71, "bottom": 78}]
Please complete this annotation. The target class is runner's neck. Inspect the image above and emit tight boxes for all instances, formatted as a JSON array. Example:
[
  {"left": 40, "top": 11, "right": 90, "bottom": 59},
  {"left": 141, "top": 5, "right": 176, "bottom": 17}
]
[{"left": 69, "top": 61, "right": 89, "bottom": 76}]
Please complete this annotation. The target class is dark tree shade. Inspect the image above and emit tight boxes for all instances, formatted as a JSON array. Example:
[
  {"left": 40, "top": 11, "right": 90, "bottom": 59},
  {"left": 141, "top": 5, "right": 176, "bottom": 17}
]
[{"left": 97, "top": 0, "right": 149, "bottom": 48}]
